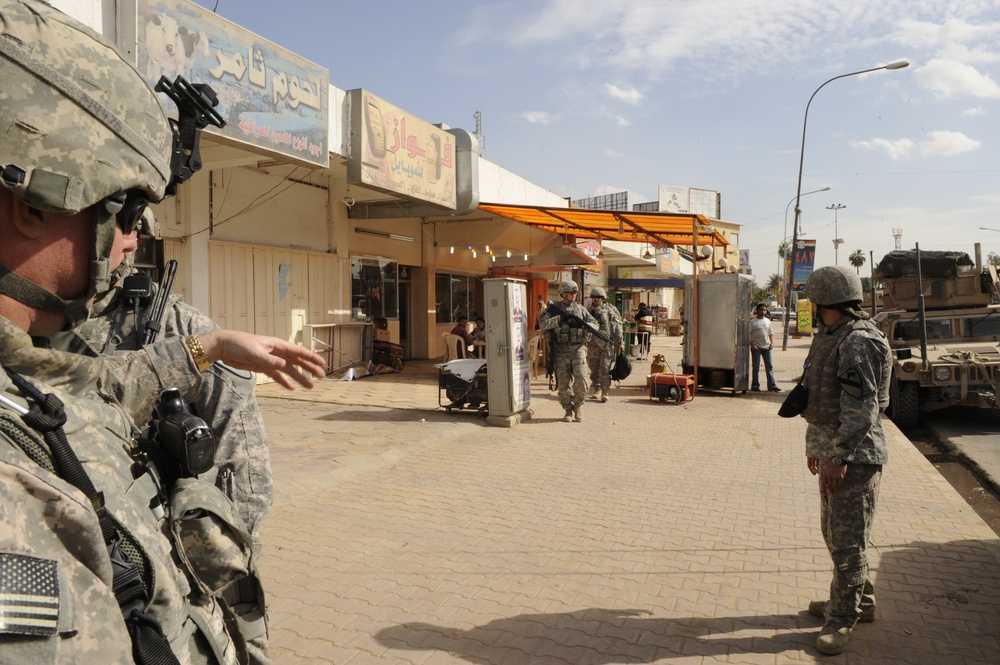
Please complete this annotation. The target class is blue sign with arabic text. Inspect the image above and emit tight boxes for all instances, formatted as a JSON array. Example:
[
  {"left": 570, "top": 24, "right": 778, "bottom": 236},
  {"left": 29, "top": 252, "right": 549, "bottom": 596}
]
[{"left": 136, "top": 0, "right": 330, "bottom": 167}]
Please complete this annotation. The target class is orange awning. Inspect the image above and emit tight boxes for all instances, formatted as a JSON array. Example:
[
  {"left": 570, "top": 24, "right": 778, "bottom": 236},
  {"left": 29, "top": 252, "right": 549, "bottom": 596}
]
[{"left": 477, "top": 203, "right": 729, "bottom": 248}]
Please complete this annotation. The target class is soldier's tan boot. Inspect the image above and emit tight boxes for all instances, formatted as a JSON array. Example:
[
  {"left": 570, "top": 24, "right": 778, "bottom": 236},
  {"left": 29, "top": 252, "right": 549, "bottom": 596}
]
[
  {"left": 599, "top": 389, "right": 608, "bottom": 403},
  {"left": 563, "top": 410, "right": 574, "bottom": 422},
  {"left": 589, "top": 385, "right": 599, "bottom": 398},
  {"left": 816, "top": 624, "right": 851, "bottom": 655},
  {"left": 573, "top": 407, "right": 582, "bottom": 422}
]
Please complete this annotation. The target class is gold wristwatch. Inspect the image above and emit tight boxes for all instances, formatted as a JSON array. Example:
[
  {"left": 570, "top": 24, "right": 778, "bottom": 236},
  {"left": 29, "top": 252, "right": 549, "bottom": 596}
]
[{"left": 185, "top": 334, "right": 212, "bottom": 372}]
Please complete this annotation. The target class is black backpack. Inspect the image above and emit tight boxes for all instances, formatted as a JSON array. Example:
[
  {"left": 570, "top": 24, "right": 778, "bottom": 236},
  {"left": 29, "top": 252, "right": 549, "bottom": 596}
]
[{"left": 610, "top": 350, "right": 632, "bottom": 381}]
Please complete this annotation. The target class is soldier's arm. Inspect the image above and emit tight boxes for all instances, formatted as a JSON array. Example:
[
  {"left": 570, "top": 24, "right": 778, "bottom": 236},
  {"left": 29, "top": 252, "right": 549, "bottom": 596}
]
[
  {"left": 833, "top": 335, "right": 884, "bottom": 459},
  {"left": 0, "top": 447, "right": 135, "bottom": 662},
  {"left": 538, "top": 309, "right": 560, "bottom": 331}
]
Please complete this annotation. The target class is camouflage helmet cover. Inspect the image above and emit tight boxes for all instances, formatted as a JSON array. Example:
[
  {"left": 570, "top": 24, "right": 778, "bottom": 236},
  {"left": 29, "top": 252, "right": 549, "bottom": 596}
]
[
  {"left": 803, "top": 265, "right": 863, "bottom": 305},
  {"left": 590, "top": 286, "right": 607, "bottom": 298},
  {"left": 559, "top": 280, "right": 579, "bottom": 293},
  {"left": 0, "top": 0, "right": 173, "bottom": 214}
]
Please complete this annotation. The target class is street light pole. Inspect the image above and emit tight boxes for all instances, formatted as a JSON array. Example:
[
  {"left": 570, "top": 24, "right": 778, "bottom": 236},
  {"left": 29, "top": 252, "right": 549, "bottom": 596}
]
[
  {"left": 781, "top": 60, "right": 909, "bottom": 351},
  {"left": 827, "top": 203, "right": 846, "bottom": 264},
  {"left": 781, "top": 187, "right": 830, "bottom": 302}
]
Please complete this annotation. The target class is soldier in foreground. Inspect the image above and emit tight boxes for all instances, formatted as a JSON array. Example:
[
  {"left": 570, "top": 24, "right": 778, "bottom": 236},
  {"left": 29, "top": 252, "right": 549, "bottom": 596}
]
[
  {"left": 0, "top": 2, "right": 324, "bottom": 662},
  {"left": 50, "top": 234, "right": 277, "bottom": 662},
  {"left": 585, "top": 286, "right": 623, "bottom": 403},
  {"left": 539, "top": 281, "right": 598, "bottom": 422},
  {"left": 798, "top": 266, "right": 892, "bottom": 656}
]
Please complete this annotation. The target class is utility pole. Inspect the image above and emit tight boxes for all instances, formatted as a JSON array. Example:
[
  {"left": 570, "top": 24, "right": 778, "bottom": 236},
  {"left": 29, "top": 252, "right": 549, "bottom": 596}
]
[{"left": 827, "top": 203, "right": 846, "bottom": 264}]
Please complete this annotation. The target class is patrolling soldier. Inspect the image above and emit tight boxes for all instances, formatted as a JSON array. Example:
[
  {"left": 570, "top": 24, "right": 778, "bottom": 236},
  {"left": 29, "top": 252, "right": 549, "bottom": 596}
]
[
  {"left": 539, "top": 280, "right": 599, "bottom": 422},
  {"left": 798, "top": 266, "right": 892, "bottom": 656},
  {"left": 586, "top": 286, "right": 624, "bottom": 403},
  {"left": 0, "top": 2, "right": 324, "bottom": 662}
]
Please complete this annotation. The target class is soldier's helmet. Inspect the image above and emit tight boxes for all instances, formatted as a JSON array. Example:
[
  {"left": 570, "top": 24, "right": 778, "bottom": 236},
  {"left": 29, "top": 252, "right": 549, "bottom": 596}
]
[
  {"left": 559, "top": 280, "right": 579, "bottom": 294},
  {"left": 803, "top": 265, "right": 863, "bottom": 306},
  {"left": 0, "top": 0, "right": 173, "bottom": 216},
  {"left": 590, "top": 286, "right": 607, "bottom": 299}
]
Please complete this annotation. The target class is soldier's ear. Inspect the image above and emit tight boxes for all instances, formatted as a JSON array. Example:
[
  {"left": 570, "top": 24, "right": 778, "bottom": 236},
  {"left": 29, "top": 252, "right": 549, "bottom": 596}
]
[{"left": 1, "top": 188, "right": 47, "bottom": 241}]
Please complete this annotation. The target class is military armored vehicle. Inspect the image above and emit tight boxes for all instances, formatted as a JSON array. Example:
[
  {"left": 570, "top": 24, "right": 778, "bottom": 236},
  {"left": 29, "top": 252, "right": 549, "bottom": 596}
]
[{"left": 873, "top": 244, "right": 1000, "bottom": 427}]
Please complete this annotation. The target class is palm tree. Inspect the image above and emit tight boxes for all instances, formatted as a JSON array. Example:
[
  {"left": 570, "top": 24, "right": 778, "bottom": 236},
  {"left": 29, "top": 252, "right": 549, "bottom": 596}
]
[
  {"left": 766, "top": 273, "right": 781, "bottom": 298},
  {"left": 848, "top": 249, "right": 866, "bottom": 274},
  {"left": 778, "top": 240, "right": 790, "bottom": 262}
]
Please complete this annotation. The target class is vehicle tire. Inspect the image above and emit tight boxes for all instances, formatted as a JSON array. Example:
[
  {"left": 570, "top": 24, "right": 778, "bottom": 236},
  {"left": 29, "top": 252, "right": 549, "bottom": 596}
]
[{"left": 890, "top": 380, "right": 919, "bottom": 428}]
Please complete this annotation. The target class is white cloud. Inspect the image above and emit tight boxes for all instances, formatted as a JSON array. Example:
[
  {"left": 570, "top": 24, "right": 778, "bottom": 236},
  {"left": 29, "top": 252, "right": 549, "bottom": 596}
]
[
  {"left": 895, "top": 18, "right": 1000, "bottom": 62},
  {"left": 850, "top": 137, "right": 915, "bottom": 160},
  {"left": 915, "top": 58, "right": 1000, "bottom": 98},
  {"left": 615, "top": 115, "right": 630, "bottom": 126},
  {"left": 919, "top": 130, "right": 981, "bottom": 156},
  {"left": 963, "top": 105, "right": 986, "bottom": 115},
  {"left": 603, "top": 149, "right": 624, "bottom": 158},
  {"left": 603, "top": 83, "right": 644, "bottom": 105},
  {"left": 852, "top": 130, "right": 981, "bottom": 159},
  {"left": 520, "top": 111, "right": 553, "bottom": 125}
]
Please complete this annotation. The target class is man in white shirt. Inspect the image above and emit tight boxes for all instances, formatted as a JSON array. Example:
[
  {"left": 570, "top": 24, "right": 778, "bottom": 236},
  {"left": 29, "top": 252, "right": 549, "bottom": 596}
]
[{"left": 749, "top": 303, "right": 781, "bottom": 392}]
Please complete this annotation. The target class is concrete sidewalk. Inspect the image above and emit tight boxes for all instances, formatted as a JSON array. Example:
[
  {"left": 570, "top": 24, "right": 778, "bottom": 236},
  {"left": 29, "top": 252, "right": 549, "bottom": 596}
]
[{"left": 254, "top": 330, "right": 1000, "bottom": 664}]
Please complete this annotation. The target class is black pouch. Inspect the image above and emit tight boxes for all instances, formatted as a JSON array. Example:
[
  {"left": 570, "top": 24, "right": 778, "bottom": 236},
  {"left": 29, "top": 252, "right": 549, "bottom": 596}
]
[
  {"left": 778, "top": 382, "right": 808, "bottom": 418},
  {"left": 610, "top": 351, "right": 632, "bottom": 381}
]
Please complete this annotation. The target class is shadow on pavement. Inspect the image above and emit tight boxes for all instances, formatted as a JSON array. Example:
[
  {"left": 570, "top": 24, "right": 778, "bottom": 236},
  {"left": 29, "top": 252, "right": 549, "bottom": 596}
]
[{"left": 375, "top": 608, "right": 812, "bottom": 663}]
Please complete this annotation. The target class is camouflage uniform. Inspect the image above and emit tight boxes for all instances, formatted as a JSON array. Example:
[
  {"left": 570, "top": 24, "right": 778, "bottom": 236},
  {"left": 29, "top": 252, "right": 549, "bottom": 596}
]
[
  {"left": 0, "top": 1, "right": 259, "bottom": 661},
  {"left": 802, "top": 314, "right": 891, "bottom": 629},
  {"left": 539, "top": 301, "right": 598, "bottom": 415},
  {"left": 51, "top": 283, "right": 274, "bottom": 556},
  {"left": 0, "top": 317, "right": 247, "bottom": 664},
  {"left": 586, "top": 301, "right": 623, "bottom": 393}
]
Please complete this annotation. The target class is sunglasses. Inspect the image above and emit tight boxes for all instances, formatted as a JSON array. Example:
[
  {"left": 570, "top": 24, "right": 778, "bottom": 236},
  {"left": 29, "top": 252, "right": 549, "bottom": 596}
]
[{"left": 103, "top": 190, "right": 149, "bottom": 236}]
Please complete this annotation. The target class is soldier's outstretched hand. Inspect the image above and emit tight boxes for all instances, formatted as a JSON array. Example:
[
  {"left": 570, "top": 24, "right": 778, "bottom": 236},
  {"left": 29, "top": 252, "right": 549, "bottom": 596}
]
[{"left": 199, "top": 330, "right": 327, "bottom": 390}]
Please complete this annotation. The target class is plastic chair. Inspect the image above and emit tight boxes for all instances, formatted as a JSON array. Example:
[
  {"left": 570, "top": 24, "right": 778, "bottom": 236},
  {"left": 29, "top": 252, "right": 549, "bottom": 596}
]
[
  {"left": 442, "top": 333, "right": 466, "bottom": 360},
  {"left": 527, "top": 334, "right": 541, "bottom": 378}
]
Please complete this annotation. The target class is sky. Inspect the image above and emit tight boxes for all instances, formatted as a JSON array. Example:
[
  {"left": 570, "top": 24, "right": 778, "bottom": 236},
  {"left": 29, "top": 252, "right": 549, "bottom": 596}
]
[{"left": 190, "top": 0, "right": 1000, "bottom": 283}]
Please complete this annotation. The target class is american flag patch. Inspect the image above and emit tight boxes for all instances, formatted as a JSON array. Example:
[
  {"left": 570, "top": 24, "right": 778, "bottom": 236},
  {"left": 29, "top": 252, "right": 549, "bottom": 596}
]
[{"left": 0, "top": 553, "right": 60, "bottom": 636}]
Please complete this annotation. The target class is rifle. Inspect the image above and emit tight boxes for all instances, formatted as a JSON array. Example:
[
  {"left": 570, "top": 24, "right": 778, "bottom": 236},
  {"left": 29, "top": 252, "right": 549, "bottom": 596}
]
[
  {"left": 545, "top": 301, "right": 614, "bottom": 346},
  {"left": 545, "top": 329, "right": 556, "bottom": 390},
  {"left": 143, "top": 260, "right": 178, "bottom": 345}
]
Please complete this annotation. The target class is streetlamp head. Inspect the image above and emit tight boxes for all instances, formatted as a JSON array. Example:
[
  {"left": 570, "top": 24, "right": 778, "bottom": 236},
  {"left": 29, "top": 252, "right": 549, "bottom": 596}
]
[{"left": 885, "top": 60, "right": 909, "bottom": 70}]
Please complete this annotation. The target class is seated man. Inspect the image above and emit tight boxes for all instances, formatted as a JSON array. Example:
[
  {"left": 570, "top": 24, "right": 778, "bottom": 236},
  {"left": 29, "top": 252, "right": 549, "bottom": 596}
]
[
  {"left": 471, "top": 316, "right": 487, "bottom": 357},
  {"left": 451, "top": 315, "right": 474, "bottom": 357}
]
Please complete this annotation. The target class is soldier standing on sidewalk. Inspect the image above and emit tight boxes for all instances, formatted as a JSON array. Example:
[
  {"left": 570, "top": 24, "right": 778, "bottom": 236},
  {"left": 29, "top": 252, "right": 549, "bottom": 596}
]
[
  {"left": 539, "top": 281, "right": 598, "bottom": 422},
  {"left": 799, "top": 266, "right": 892, "bottom": 656},
  {"left": 586, "top": 287, "right": 623, "bottom": 403}
]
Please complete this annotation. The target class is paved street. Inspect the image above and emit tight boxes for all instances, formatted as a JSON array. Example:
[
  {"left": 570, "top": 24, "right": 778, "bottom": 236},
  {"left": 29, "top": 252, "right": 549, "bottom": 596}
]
[{"left": 254, "top": 332, "right": 1000, "bottom": 664}]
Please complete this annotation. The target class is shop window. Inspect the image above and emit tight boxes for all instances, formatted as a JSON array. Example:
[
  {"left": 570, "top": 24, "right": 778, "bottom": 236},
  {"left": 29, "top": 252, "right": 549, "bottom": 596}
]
[
  {"left": 435, "top": 273, "right": 475, "bottom": 323},
  {"left": 351, "top": 258, "right": 398, "bottom": 319}
]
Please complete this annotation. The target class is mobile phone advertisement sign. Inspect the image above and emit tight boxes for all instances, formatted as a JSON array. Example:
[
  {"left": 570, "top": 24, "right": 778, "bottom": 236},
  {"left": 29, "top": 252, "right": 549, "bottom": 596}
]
[
  {"left": 348, "top": 89, "right": 458, "bottom": 210},
  {"left": 134, "top": 0, "right": 330, "bottom": 168}
]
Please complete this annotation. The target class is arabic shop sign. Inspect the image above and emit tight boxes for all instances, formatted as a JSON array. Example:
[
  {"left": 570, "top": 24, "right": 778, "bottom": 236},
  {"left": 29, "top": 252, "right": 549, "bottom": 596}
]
[
  {"left": 136, "top": 0, "right": 329, "bottom": 167},
  {"left": 348, "top": 89, "right": 457, "bottom": 210}
]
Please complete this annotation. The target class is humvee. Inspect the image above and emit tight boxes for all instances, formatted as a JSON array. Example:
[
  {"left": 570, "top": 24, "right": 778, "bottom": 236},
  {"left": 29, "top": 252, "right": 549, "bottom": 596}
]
[{"left": 873, "top": 245, "right": 1000, "bottom": 427}]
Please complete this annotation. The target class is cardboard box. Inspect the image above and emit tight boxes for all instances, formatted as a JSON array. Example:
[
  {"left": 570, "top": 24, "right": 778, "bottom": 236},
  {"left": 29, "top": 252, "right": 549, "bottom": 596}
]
[{"left": 374, "top": 328, "right": 390, "bottom": 342}]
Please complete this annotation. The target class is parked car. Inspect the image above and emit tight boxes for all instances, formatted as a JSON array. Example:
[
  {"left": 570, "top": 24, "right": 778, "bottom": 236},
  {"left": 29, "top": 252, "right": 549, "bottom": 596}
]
[{"left": 768, "top": 306, "right": 785, "bottom": 321}]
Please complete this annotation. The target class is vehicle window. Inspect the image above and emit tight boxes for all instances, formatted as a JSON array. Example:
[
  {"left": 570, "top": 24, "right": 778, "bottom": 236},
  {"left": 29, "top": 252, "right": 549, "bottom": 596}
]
[
  {"left": 964, "top": 314, "right": 1000, "bottom": 338},
  {"left": 895, "top": 319, "right": 952, "bottom": 341}
]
